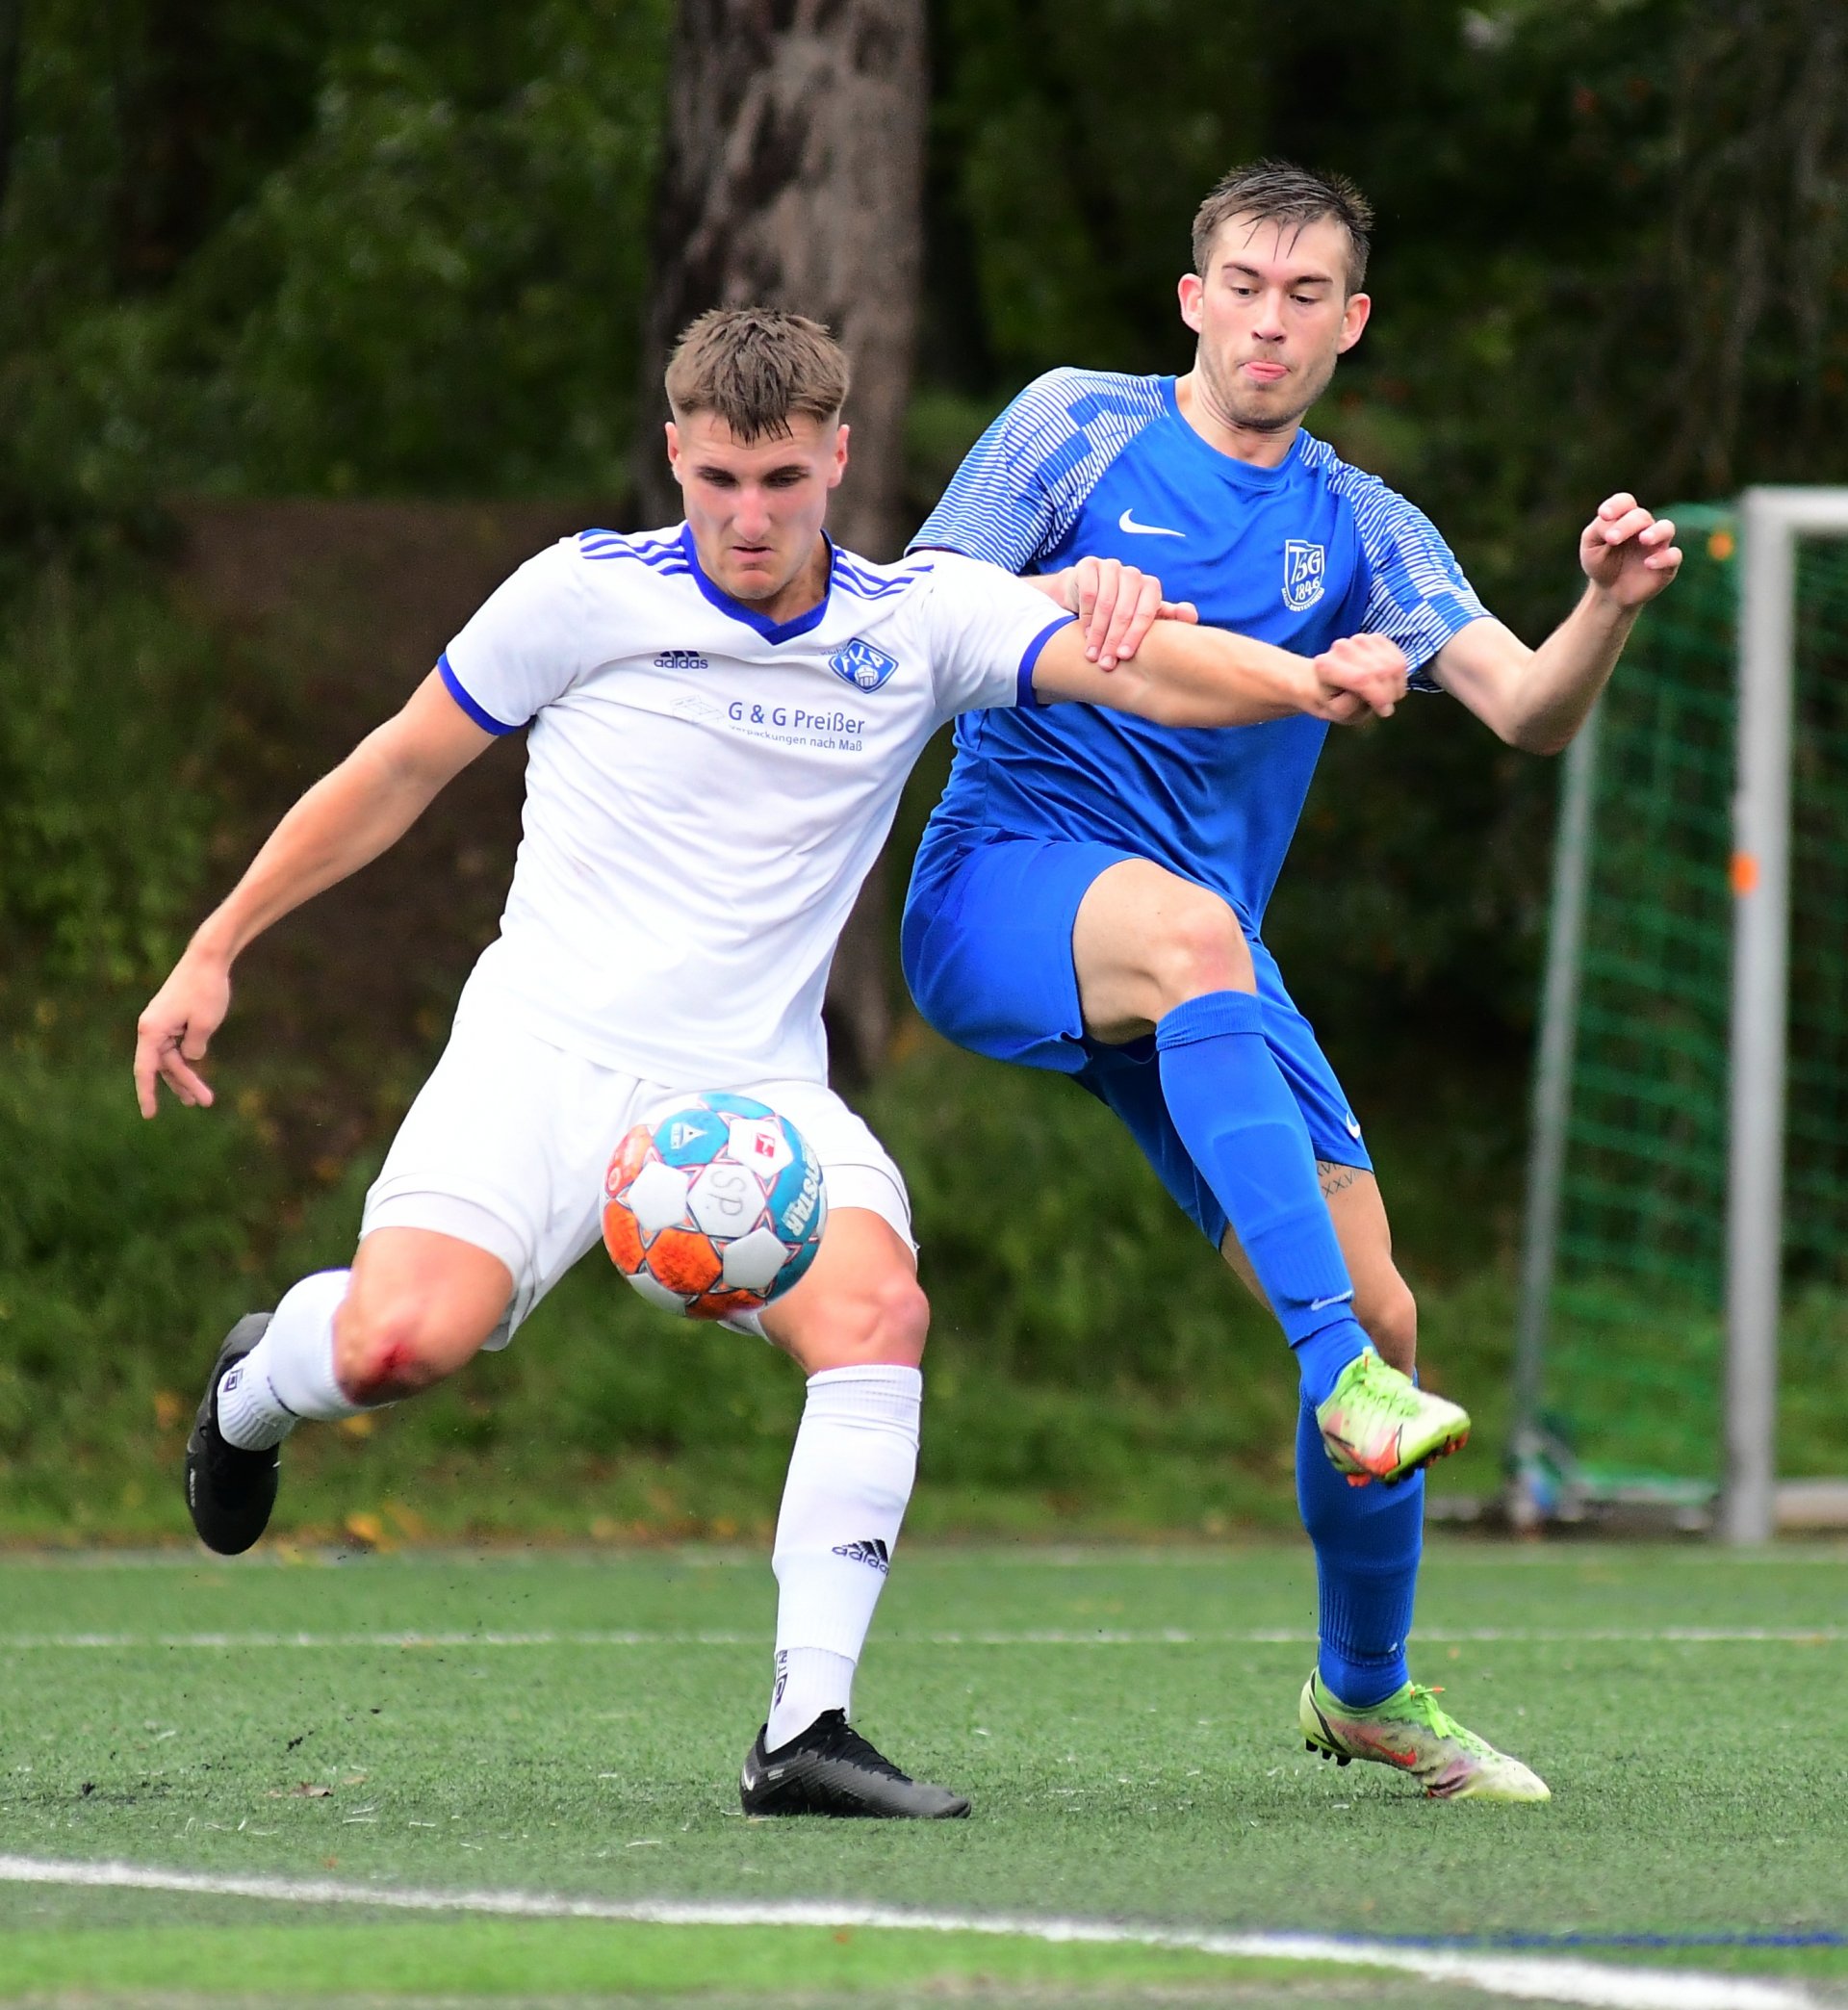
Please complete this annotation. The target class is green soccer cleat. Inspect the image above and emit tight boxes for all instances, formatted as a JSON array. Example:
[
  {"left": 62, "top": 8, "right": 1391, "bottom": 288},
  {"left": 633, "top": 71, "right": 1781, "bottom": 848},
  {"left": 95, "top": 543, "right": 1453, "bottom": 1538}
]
[
  {"left": 1314, "top": 1350, "right": 1470, "bottom": 1486},
  {"left": 1299, "top": 1669, "right": 1551, "bottom": 1802}
]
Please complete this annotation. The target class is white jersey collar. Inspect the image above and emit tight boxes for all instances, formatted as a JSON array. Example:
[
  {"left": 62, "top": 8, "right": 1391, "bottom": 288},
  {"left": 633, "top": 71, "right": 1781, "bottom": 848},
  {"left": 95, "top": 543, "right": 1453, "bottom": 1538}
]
[{"left": 679, "top": 524, "right": 836, "bottom": 647}]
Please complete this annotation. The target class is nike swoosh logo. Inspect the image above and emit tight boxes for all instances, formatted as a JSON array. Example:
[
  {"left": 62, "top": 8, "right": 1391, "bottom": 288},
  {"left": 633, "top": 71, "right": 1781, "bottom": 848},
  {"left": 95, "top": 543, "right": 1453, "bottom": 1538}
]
[
  {"left": 1117, "top": 508, "right": 1185, "bottom": 538},
  {"left": 1345, "top": 1117, "right": 1362, "bottom": 1139}
]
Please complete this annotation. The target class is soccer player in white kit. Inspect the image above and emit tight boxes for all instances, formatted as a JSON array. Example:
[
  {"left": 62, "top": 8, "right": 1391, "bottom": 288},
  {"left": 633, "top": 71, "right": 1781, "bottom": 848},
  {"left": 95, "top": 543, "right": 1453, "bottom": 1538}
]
[{"left": 136, "top": 309, "right": 1408, "bottom": 1818}]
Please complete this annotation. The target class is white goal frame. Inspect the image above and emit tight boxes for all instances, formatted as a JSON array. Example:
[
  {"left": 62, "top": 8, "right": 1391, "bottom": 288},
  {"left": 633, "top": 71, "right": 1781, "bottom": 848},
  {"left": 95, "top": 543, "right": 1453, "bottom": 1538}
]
[
  {"left": 1514, "top": 486, "right": 1848, "bottom": 1542},
  {"left": 1722, "top": 487, "right": 1848, "bottom": 1541}
]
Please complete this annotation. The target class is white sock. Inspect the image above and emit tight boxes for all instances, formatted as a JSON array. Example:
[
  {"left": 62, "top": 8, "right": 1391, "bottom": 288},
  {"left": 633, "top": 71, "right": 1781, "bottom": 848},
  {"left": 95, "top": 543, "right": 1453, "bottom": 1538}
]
[
  {"left": 768, "top": 1647, "right": 857, "bottom": 1750},
  {"left": 217, "top": 1270, "right": 367, "bottom": 1450},
  {"left": 765, "top": 1363, "right": 921, "bottom": 1749}
]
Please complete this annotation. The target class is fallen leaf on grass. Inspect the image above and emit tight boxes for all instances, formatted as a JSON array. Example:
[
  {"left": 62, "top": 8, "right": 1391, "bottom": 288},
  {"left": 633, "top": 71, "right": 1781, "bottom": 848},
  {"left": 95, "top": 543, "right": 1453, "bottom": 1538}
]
[{"left": 343, "top": 1511, "right": 390, "bottom": 1549}]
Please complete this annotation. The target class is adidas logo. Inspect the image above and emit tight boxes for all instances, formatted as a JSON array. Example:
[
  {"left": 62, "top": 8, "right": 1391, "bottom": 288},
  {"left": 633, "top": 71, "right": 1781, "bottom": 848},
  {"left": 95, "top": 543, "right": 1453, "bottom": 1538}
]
[
  {"left": 654, "top": 648, "right": 709, "bottom": 669},
  {"left": 832, "top": 1537, "right": 890, "bottom": 1575}
]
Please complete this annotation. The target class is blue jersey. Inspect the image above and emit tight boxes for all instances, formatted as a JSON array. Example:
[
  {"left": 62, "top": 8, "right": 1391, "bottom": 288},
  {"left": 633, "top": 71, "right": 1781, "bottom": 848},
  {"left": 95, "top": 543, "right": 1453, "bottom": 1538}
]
[{"left": 910, "top": 369, "right": 1486, "bottom": 927}]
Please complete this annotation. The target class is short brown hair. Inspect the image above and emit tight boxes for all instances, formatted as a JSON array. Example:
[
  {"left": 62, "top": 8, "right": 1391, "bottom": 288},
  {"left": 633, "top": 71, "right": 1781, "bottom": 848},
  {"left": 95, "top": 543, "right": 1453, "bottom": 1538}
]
[
  {"left": 663, "top": 308, "right": 851, "bottom": 442},
  {"left": 1191, "top": 160, "right": 1374, "bottom": 294}
]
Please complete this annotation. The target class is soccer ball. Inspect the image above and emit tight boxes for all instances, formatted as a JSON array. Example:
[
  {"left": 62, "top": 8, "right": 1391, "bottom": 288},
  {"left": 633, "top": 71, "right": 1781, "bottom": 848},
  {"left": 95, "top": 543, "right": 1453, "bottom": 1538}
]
[{"left": 602, "top": 1093, "right": 828, "bottom": 1320}]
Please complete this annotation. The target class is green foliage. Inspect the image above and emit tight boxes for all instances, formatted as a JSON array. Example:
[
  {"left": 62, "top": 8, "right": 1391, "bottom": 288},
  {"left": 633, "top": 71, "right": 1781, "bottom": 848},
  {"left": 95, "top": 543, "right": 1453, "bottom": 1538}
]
[
  {"left": 933, "top": 0, "right": 1848, "bottom": 602},
  {"left": 0, "top": 571, "right": 221, "bottom": 986},
  {"left": 7, "top": 0, "right": 1845, "bottom": 1053},
  {"left": 0, "top": 1044, "right": 276, "bottom": 1509},
  {"left": 0, "top": 0, "right": 670, "bottom": 513},
  {"left": 0, "top": 1028, "right": 1342, "bottom": 1539},
  {"left": 3, "top": 2, "right": 1845, "bottom": 1535},
  {"left": 7, "top": 1010, "right": 1835, "bottom": 1543}
]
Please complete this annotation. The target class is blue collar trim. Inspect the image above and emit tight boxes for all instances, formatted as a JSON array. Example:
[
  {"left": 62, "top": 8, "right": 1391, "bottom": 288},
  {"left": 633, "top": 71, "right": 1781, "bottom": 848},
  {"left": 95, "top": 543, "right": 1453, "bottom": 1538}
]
[{"left": 680, "top": 527, "right": 834, "bottom": 644}]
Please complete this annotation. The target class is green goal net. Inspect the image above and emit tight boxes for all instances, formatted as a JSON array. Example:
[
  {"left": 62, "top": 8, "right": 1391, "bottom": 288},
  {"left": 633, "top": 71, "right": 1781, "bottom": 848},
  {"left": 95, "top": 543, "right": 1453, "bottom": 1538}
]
[{"left": 1517, "top": 503, "right": 1848, "bottom": 1512}]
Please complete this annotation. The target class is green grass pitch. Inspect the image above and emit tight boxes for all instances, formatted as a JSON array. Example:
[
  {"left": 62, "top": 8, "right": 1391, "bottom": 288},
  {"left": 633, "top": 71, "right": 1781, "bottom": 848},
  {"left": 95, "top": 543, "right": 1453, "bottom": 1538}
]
[{"left": 0, "top": 1542, "right": 1843, "bottom": 2006}]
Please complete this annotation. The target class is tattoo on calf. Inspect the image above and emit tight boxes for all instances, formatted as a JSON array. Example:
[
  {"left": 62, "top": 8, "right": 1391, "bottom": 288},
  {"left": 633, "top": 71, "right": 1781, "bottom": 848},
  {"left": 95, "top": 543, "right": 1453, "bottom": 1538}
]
[{"left": 1318, "top": 1161, "right": 1358, "bottom": 1199}]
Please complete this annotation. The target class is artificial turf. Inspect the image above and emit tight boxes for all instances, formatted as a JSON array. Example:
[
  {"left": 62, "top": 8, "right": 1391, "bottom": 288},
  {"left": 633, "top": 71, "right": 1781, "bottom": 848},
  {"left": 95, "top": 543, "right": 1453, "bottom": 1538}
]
[{"left": 0, "top": 1543, "right": 1843, "bottom": 2002}]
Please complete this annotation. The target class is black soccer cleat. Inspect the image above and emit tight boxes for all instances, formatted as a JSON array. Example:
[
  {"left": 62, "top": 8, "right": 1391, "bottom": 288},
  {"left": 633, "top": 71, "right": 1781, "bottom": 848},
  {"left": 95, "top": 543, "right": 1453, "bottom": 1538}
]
[
  {"left": 738, "top": 1711, "right": 970, "bottom": 1819},
  {"left": 184, "top": 1312, "right": 280, "bottom": 1556}
]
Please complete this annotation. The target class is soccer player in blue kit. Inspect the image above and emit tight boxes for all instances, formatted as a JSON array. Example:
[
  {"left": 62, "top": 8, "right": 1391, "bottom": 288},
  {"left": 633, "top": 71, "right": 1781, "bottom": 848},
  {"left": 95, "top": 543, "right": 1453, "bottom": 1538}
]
[{"left": 902, "top": 162, "right": 1682, "bottom": 1800}]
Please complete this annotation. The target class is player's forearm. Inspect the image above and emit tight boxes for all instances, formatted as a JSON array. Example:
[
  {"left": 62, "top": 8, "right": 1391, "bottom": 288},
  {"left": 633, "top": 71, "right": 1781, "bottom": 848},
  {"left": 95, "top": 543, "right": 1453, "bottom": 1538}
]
[
  {"left": 1115, "top": 619, "right": 1322, "bottom": 726},
  {"left": 188, "top": 736, "right": 449, "bottom": 968},
  {"left": 1502, "top": 587, "right": 1639, "bottom": 755}
]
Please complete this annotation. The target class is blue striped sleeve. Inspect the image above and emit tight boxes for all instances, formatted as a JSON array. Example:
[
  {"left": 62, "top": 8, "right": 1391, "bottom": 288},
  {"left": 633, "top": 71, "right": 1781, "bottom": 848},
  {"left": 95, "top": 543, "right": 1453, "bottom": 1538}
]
[
  {"left": 909, "top": 369, "right": 1168, "bottom": 572},
  {"left": 438, "top": 652, "right": 523, "bottom": 734},
  {"left": 1331, "top": 464, "right": 1487, "bottom": 692}
]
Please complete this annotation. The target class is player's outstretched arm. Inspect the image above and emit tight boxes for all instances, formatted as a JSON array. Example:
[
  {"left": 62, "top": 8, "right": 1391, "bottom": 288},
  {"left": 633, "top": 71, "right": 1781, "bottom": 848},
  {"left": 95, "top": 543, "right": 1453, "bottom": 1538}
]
[
  {"left": 1430, "top": 493, "right": 1682, "bottom": 755},
  {"left": 133, "top": 672, "right": 495, "bottom": 1118},
  {"left": 1030, "top": 616, "right": 1408, "bottom": 728},
  {"left": 1021, "top": 555, "right": 1198, "bottom": 670}
]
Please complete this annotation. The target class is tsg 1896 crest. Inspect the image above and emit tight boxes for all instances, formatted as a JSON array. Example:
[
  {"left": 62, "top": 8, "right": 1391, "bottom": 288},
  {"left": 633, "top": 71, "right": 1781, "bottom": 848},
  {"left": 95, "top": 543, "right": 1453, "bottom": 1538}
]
[{"left": 1282, "top": 540, "right": 1326, "bottom": 613}]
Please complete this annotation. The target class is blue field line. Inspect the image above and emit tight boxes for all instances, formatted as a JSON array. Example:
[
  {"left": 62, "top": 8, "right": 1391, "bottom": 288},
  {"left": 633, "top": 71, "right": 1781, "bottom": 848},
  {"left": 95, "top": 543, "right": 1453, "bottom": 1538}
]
[{"left": 1359, "top": 1929, "right": 1847, "bottom": 1951}]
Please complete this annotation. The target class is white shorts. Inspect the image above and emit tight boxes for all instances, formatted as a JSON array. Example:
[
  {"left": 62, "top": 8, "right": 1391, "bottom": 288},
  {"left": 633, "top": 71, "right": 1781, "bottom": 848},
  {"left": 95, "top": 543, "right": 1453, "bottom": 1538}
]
[{"left": 359, "top": 1011, "right": 912, "bottom": 1349}]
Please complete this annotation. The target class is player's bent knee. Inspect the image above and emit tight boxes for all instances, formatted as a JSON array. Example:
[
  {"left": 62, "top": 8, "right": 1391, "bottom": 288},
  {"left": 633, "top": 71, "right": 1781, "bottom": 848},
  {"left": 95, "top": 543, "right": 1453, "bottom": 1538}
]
[
  {"left": 843, "top": 1267, "right": 930, "bottom": 1368},
  {"left": 333, "top": 1296, "right": 484, "bottom": 1404},
  {"left": 872, "top": 1271, "right": 932, "bottom": 1364},
  {"left": 1148, "top": 891, "right": 1254, "bottom": 1010},
  {"left": 786, "top": 1269, "right": 931, "bottom": 1374}
]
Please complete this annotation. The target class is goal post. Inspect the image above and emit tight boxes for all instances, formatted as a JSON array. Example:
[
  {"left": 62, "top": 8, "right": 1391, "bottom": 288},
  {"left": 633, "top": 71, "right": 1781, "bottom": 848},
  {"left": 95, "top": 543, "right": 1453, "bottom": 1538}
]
[
  {"left": 1512, "top": 487, "right": 1848, "bottom": 1540},
  {"left": 1725, "top": 488, "right": 1848, "bottom": 1541}
]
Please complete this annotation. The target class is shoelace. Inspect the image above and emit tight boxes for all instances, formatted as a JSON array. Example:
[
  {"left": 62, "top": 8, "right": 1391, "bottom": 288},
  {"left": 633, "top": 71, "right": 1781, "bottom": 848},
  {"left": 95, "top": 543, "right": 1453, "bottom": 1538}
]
[
  {"left": 1343, "top": 1353, "right": 1424, "bottom": 1420},
  {"left": 1399, "top": 1684, "right": 1497, "bottom": 1758},
  {"left": 808, "top": 1713, "right": 910, "bottom": 1781}
]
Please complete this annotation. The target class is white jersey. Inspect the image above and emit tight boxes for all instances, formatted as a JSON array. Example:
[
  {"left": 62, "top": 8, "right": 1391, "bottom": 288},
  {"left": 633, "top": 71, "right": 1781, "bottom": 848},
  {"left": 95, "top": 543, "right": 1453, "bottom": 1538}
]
[{"left": 439, "top": 524, "right": 1072, "bottom": 1087}]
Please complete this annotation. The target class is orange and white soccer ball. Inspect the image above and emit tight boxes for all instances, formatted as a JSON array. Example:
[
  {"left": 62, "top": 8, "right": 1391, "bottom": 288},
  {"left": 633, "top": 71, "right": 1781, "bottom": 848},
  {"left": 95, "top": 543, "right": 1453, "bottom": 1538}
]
[{"left": 602, "top": 1093, "right": 828, "bottom": 1320}]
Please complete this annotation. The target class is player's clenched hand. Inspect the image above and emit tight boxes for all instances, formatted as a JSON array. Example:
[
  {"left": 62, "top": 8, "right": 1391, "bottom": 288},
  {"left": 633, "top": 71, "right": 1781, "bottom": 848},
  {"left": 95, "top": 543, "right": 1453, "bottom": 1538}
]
[
  {"left": 134, "top": 949, "right": 232, "bottom": 1118},
  {"left": 1058, "top": 556, "right": 1198, "bottom": 671},
  {"left": 1580, "top": 493, "right": 1682, "bottom": 609},
  {"left": 1310, "top": 633, "right": 1408, "bottom": 723}
]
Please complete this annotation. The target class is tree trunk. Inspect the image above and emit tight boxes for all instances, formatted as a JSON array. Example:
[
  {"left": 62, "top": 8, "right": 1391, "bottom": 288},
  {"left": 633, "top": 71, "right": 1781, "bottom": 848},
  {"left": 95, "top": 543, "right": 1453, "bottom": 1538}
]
[{"left": 635, "top": 0, "right": 927, "bottom": 1090}]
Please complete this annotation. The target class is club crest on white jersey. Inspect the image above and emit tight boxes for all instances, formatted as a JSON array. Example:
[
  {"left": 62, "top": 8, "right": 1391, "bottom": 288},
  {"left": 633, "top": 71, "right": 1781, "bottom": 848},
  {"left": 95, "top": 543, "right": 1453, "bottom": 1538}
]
[
  {"left": 829, "top": 637, "right": 899, "bottom": 692},
  {"left": 1283, "top": 539, "right": 1327, "bottom": 612}
]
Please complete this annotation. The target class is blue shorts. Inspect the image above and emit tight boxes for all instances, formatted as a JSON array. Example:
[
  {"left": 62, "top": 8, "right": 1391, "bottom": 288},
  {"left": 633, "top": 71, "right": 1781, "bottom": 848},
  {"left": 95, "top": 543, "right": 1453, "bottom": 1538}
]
[{"left": 900, "top": 828, "right": 1371, "bottom": 1250}]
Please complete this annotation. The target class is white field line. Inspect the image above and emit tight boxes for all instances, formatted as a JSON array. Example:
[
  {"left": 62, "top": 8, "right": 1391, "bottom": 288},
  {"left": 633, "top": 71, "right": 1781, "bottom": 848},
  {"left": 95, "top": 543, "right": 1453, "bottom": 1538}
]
[
  {"left": 3, "top": 1543, "right": 1844, "bottom": 1572},
  {"left": 0, "top": 1855, "right": 1815, "bottom": 2010},
  {"left": 0, "top": 1627, "right": 1841, "bottom": 1650}
]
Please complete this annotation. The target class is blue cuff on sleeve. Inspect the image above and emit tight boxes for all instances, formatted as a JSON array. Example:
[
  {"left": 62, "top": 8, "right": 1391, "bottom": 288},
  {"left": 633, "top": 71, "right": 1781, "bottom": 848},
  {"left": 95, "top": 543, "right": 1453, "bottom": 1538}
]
[
  {"left": 438, "top": 653, "right": 523, "bottom": 735},
  {"left": 1015, "top": 614, "right": 1077, "bottom": 709}
]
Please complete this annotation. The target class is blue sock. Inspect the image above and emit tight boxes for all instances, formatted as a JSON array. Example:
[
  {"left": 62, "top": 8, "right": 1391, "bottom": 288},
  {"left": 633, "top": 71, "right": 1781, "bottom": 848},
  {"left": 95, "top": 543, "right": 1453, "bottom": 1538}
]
[
  {"left": 1296, "top": 1394, "right": 1422, "bottom": 1707},
  {"left": 1155, "top": 990, "right": 1369, "bottom": 1404}
]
